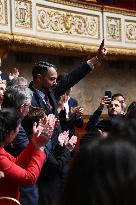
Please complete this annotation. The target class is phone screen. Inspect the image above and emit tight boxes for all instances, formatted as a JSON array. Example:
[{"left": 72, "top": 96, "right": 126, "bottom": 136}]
[
  {"left": 105, "top": 91, "right": 112, "bottom": 98},
  {"left": 105, "top": 91, "right": 112, "bottom": 104}
]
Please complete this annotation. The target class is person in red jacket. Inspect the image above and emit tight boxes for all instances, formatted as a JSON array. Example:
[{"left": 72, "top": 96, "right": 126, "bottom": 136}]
[{"left": 0, "top": 108, "right": 56, "bottom": 202}]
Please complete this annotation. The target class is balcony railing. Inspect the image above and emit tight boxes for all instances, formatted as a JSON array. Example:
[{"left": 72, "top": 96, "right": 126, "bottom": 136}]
[{"left": 0, "top": 0, "right": 135, "bottom": 57}]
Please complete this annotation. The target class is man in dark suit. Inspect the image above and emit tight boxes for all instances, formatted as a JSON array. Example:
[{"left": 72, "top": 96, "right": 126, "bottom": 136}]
[
  {"left": 29, "top": 40, "right": 106, "bottom": 147},
  {"left": 28, "top": 41, "right": 107, "bottom": 205}
]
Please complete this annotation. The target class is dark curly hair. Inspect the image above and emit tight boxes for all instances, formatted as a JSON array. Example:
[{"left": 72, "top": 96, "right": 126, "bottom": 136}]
[
  {"left": 0, "top": 108, "right": 21, "bottom": 145},
  {"left": 32, "top": 61, "right": 57, "bottom": 78}
]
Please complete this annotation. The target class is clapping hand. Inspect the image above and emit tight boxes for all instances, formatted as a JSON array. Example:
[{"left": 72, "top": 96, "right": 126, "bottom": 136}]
[
  {"left": 32, "top": 114, "right": 57, "bottom": 148},
  {"left": 58, "top": 131, "right": 69, "bottom": 147},
  {"left": 74, "top": 106, "right": 84, "bottom": 117},
  {"left": 64, "top": 135, "right": 77, "bottom": 152},
  {"left": 69, "top": 106, "right": 84, "bottom": 118},
  {"left": 58, "top": 131, "right": 77, "bottom": 152}
]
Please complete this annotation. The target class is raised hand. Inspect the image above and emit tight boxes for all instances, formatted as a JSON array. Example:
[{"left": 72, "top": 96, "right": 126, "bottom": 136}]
[
  {"left": 9, "top": 68, "right": 19, "bottom": 81},
  {"left": 74, "top": 106, "right": 84, "bottom": 117},
  {"left": 90, "top": 39, "right": 107, "bottom": 66},
  {"left": 69, "top": 106, "right": 84, "bottom": 118},
  {"left": 58, "top": 131, "right": 69, "bottom": 147},
  {"left": 97, "top": 39, "right": 107, "bottom": 62},
  {"left": 32, "top": 114, "right": 57, "bottom": 148},
  {"left": 100, "top": 96, "right": 111, "bottom": 108},
  {"left": 64, "top": 135, "right": 77, "bottom": 152}
]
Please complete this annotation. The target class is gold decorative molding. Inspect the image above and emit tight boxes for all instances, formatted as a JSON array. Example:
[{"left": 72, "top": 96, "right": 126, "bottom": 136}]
[
  {"left": 107, "top": 46, "right": 136, "bottom": 56},
  {"left": 46, "top": 0, "right": 136, "bottom": 16},
  {"left": 0, "top": 0, "right": 8, "bottom": 25},
  {"left": 12, "top": 34, "right": 99, "bottom": 53},
  {"left": 0, "top": 32, "right": 13, "bottom": 43},
  {"left": 103, "top": 5, "right": 136, "bottom": 16},
  {"left": 46, "top": 0, "right": 102, "bottom": 11},
  {"left": 0, "top": 0, "right": 136, "bottom": 57},
  {"left": 10, "top": 35, "right": 136, "bottom": 57}
]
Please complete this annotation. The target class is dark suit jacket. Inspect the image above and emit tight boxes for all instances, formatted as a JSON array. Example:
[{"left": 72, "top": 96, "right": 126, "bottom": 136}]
[
  {"left": 28, "top": 62, "right": 93, "bottom": 205},
  {"left": 29, "top": 62, "right": 92, "bottom": 148},
  {"left": 38, "top": 145, "right": 71, "bottom": 205}
]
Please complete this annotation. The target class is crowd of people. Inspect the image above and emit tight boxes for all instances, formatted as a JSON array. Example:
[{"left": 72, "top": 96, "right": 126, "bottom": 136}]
[{"left": 0, "top": 40, "right": 136, "bottom": 205}]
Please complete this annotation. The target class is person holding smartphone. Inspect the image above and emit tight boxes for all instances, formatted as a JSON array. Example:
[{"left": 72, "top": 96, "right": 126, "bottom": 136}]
[{"left": 86, "top": 93, "right": 124, "bottom": 137}]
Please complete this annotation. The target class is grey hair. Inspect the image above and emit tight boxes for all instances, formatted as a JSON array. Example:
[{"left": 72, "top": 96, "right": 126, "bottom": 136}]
[
  {"left": 2, "top": 85, "right": 33, "bottom": 108},
  {"left": 10, "top": 76, "right": 28, "bottom": 86}
]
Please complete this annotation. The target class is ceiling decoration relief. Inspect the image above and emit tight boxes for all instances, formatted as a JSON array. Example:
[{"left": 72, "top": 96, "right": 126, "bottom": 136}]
[{"left": 0, "top": 0, "right": 136, "bottom": 56}]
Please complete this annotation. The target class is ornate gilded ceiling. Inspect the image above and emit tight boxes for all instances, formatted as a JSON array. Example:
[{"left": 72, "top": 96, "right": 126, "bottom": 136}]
[{"left": 0, "top": 0, "right": 136, "bottom": 57}]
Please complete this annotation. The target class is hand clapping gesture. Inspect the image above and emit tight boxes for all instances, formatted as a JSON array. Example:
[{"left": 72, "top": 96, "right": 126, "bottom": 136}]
[
  {"left": 58, "top": 131, "right": 69, "bottom": 147},
  {"left": 32, "top": 114, "right": 57, "bottom": 148},
  {"left": 64, "top": 135, "right": 77, "bottom": 152},
  {"left": 69, "top": 106, "right": 84, "bottom": 118},
  {"left": 58, "top": 131, "right": 77, "bottom": 152}
]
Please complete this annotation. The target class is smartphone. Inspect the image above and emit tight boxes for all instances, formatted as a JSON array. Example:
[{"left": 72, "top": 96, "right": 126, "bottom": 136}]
[{"left": 105, "top": 91, "right": 112, "bottom": 104}]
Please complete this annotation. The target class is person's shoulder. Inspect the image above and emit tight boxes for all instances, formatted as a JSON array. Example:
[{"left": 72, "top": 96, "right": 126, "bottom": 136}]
[
  {"left": 69, "top": 97, "right": 78, "bottom": 105},
  {"left": 0, "top": 71, "right": 10, "bottom": 84}
]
